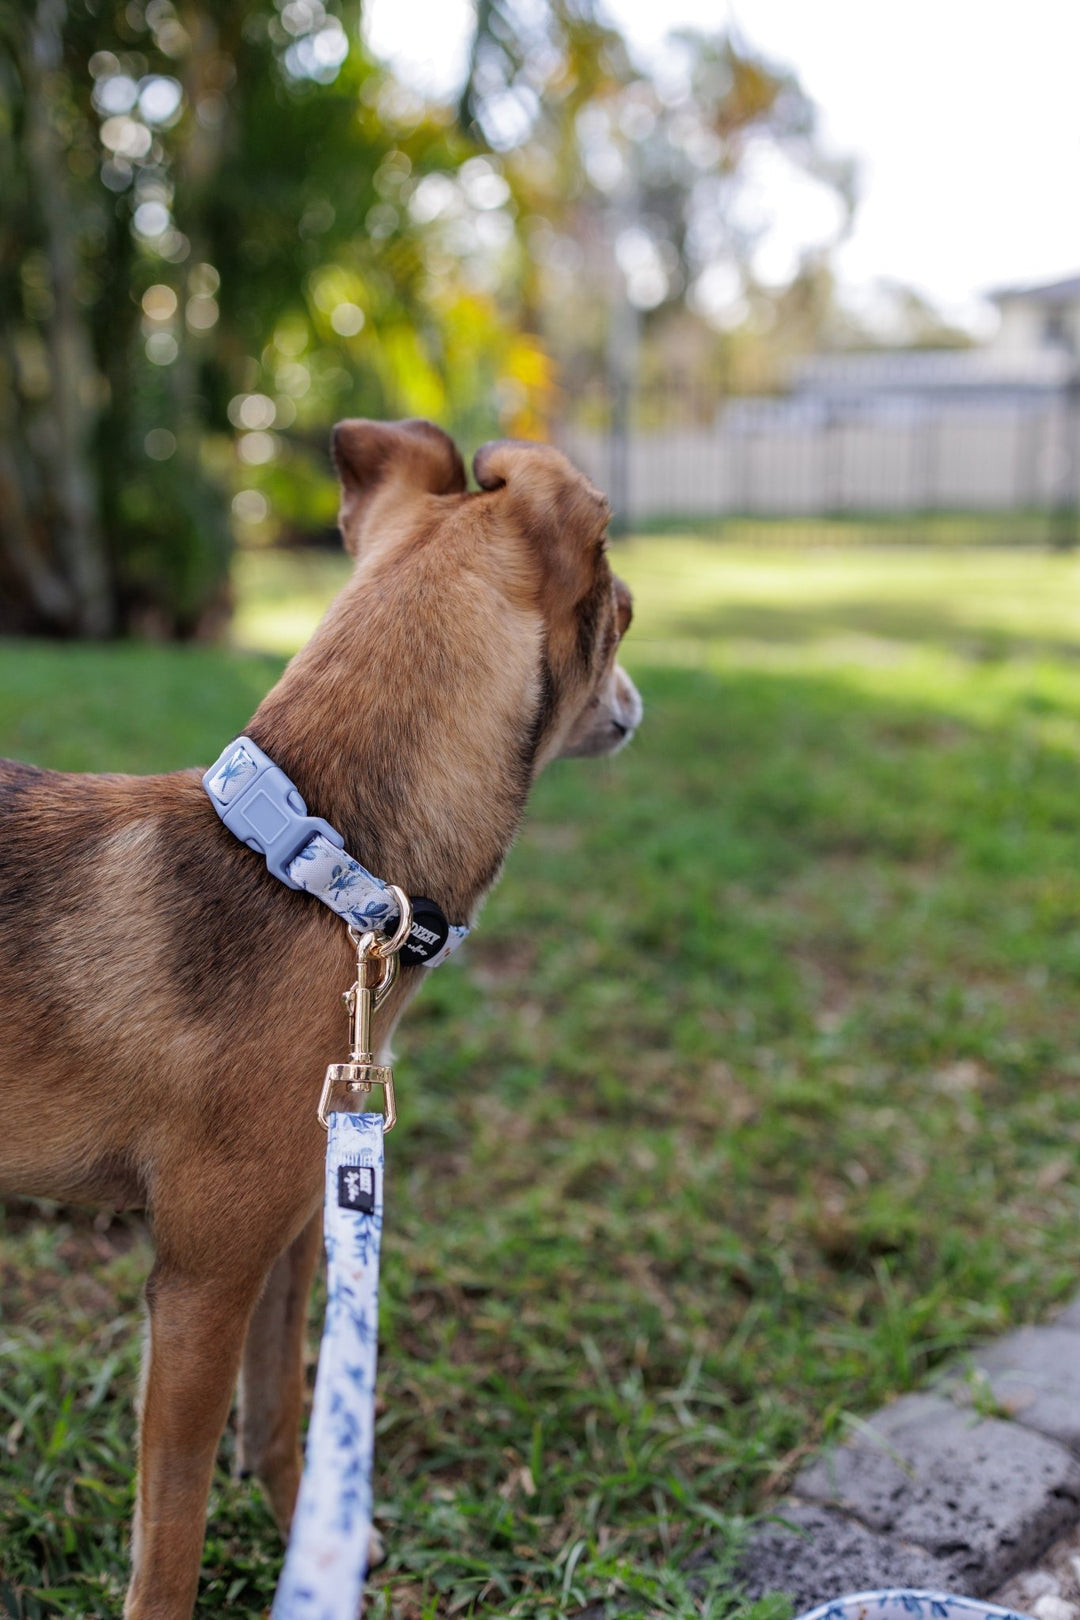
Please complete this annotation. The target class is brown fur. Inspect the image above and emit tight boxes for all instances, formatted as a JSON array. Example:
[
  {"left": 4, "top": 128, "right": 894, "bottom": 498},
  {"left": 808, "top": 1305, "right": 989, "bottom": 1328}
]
[{"left": 0, "top": 419, "right": 641, "bottom": 1619}]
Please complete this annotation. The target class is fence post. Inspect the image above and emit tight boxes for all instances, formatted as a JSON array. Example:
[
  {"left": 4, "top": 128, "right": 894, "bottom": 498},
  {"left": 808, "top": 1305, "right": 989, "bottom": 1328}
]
[
  {"left": 1051, "top": 367, "right": 1080, "bottom": 551},
  {"left": 608, "top": 372, "right": 632, "bottom": 537},
  {"left": 605, "top": 171, "right": 639, "bottom": 538}
]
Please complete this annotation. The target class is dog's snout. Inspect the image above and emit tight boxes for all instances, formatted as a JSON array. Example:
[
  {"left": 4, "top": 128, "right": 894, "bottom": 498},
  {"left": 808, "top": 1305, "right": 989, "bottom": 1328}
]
[{"left": 614, "top": 666, "right": 643, "bottom": 736}]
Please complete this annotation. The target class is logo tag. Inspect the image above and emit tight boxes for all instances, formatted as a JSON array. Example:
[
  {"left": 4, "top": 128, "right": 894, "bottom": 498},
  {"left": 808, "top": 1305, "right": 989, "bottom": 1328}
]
[
  {"left": 401, "top": 896, "right": 451, "bottom": 964},
  {"left": 338, "top": 1164, "right": 376, "bottom": 1213}
]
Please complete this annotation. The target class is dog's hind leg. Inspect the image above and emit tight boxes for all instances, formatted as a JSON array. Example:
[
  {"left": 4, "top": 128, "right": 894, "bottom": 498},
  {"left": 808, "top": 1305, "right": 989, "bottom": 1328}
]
[
  {"left": 125, "top": 1261, "right": 267, "bottom": 1620},
  {"left": 236, "top": 1206, "right": 322, "bottom": 1532}
]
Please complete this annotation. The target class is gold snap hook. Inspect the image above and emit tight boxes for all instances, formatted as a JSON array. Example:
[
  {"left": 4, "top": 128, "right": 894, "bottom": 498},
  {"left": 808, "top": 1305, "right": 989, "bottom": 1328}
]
[{"left": 319, "top": 888, "right": 413, "bottom": 1130}]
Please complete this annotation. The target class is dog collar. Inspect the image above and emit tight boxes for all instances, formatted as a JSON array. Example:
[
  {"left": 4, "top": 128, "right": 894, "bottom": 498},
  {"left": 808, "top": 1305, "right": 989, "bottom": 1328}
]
[{"left": 202, "top": 736, "right": 468, "bottom": 969}]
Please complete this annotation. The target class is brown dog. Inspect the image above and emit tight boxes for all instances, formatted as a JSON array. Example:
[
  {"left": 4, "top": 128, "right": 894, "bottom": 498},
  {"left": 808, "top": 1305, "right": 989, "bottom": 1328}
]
[{"left": 0, "top": 419, "right": 641, "bottom": 1618}]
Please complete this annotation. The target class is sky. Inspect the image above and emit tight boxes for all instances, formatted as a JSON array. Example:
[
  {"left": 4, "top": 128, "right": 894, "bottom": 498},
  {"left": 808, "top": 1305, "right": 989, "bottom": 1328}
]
[{"left": 364, "top": 0, "right": 1080, "bottom": 334}]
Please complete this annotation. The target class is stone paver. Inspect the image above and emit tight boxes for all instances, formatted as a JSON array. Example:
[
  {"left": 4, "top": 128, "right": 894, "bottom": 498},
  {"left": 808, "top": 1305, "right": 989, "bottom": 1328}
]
[
  {"left": 794, "top": 1393, "right": 1080, "bottom": 1590},
  {"left": 1053, "top": 1300, "right": 1080, "bottom": 1334},
  {"left": 571, "top": 1297, "right": 1080, "bottom": 1617},
  {"left": 995, "top": 1518, "right": 1080, "bottom": 1620},
  {"left": 961, "top": 1327, "right": 1080, "bottom": 1455},
  {"left": 728, "top": 1501, "right": 957, "bottom": 1612},
  {"left": 573, "top": 1503, "right": 957, "bottom": 1620}
]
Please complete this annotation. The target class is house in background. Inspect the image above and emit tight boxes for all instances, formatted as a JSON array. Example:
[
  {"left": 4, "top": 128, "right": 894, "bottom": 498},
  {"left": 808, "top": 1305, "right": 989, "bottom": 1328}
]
[
  {"left": 992, "top": 274, "right": 1080, "bottom": 358},
  {"left": 789, "top": 274, "right": 1080, "bottom": 415},
  {"left": 559, "top": 274, "right": 1080, "bottom": 522}
]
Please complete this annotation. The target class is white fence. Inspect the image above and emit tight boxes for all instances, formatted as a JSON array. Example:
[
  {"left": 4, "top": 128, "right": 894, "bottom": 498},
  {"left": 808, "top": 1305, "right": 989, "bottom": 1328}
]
[{"left": 557, "top": 398, "right": 1080, "bottom": 523}]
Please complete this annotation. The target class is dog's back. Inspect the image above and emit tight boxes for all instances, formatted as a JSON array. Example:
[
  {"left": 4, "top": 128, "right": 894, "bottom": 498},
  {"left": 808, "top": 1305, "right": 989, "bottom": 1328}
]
[{"left": 0, "top": 758, "right": 348, "bottom": 1209}]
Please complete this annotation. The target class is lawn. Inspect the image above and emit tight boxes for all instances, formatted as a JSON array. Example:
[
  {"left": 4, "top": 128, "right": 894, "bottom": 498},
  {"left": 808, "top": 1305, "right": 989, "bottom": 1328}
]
[{"left": 4, "top": 540, "right": 1080, "bottom": 1619}]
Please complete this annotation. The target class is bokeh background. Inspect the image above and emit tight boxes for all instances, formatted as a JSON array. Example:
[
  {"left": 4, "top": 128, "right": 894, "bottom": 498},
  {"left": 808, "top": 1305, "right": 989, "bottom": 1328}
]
[
  {"left": 5, "top": 3, "right": 1080, "bottom": 1618},
  {"left": 5, "top": 0, "right": 1079, "bottom": 640}
]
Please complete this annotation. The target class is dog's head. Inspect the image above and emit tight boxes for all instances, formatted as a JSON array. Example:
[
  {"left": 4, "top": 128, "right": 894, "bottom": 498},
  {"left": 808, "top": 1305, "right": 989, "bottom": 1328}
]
[{"left": 331, "top": 418, "right": 641, "bottom": 773}]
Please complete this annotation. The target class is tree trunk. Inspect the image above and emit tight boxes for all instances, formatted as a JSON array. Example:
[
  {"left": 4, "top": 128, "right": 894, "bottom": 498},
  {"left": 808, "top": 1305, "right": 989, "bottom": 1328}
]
[
  {"left": 21, "top": 0, "right": 113, "bottom": 635},
  {"left": 0, "top": 323, "right": 76, "bottom": 627}
]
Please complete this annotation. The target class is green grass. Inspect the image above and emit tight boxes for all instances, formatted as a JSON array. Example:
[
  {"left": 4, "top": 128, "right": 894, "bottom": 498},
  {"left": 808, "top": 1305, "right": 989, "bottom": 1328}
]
[
  {"left": 622, "top": 509, "right": 1064, "bottom": 549},
  {"left": 5, "top": 539, "right": 1080, "bottom": 1618}
]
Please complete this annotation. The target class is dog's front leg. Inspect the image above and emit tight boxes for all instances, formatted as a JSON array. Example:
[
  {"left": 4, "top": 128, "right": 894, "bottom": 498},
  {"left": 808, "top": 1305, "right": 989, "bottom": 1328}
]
[
  {"left": 126, "top": 1262, "right": 266, "bottom": 1620},
  {"left": 236, "top": 1206, "right": 322, "bottom": 1532}
]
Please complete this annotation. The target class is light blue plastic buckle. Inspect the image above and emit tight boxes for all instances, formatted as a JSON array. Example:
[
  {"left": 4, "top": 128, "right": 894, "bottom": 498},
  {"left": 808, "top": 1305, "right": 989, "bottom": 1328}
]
[{"left": 203, "top": 735, "right": 344, "bottom": 889}]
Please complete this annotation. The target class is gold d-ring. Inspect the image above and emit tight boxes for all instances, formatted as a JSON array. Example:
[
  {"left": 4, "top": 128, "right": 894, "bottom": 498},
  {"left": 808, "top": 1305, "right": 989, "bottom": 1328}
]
[{"left": 370, "top": 886, "right": 413, "bottom": 959}]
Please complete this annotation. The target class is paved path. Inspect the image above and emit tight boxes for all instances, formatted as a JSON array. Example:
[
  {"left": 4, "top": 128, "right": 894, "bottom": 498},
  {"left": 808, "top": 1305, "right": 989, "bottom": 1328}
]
[
  {"left": 732, "top": 1293, "right": 1080, "bottom": 1613},
  {"left": 995, "top": 1520, "right": 1080, "bottom": 1620},
  {"left": 576, "top": 1295, "right": 1080, "bottom": 1617}
]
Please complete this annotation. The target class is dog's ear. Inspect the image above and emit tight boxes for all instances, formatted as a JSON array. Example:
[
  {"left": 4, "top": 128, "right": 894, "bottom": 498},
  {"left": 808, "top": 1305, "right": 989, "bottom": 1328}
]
[
  {"left": 332, "top": 418, "right": 467, "bottom": 555},
  {"left": 473, "top": 440, "right": 610, "bottom": 594}
]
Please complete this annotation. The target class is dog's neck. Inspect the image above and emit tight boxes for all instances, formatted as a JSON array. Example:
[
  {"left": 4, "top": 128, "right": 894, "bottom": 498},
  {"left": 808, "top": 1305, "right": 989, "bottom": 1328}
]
[{"left": 244, "top": 544, "right": 545, "bottom": 926}]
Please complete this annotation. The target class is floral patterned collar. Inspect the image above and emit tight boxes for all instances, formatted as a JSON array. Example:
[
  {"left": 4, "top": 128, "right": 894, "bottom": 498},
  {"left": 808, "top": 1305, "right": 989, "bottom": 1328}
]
[{"left": 203, "top": 736, "right": 467, "bottom": 969}]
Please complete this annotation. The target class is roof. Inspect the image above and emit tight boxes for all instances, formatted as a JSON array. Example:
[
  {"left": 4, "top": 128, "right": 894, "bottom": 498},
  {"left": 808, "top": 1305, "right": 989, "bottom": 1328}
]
[
  {"left": 792, "top": 346, "right": 1072, "bottom": 395},
  {"left": 989, "top": 274, "right": 1080, "bottom": 305}
]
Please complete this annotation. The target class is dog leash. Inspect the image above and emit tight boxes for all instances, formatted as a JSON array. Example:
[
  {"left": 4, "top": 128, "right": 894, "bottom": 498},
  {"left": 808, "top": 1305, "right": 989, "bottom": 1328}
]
[
  {"left": 203, "top": 741, "right": 461, "bottom": 1614},
  {"left": 273, "top": 913, "right": 410, "bottom": 1617},
  {"left": 272, "top": 1104, "right": 388, "bottom": 1619},
  {"left": 792, "top": 1592, "right": 1034, "bottom": 1620}
]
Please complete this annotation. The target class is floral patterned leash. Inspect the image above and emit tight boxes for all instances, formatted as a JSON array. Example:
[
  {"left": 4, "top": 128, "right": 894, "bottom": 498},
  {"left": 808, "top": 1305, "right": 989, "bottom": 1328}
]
[
  {"left": 273, "top": 908, "right": 415, "bottom": 1616},
  {"left": 793, "top": 1591, "right": 1034, "bottom": 1620},
  {"left": 200, "top": 741, "right": 464, "bottom": 1611},
  {"left": 271, "top": 1110, "right": 386, "bottom": 1620}
]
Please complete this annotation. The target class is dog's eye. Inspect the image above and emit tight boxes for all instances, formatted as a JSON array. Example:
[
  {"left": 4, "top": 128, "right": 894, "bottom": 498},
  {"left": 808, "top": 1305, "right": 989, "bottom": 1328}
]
[{"left": 614, "top": 577, "right": 632, "bottom": 636}]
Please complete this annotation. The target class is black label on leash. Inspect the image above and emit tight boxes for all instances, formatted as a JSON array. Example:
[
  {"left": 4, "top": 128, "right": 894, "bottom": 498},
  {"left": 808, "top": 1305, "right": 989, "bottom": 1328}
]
[
  {"left": 338, "top": 1164, "right": 376, "bottom": 1214},
  {"left": 401, "top": 895, "right": 450, "bottom": 965}
]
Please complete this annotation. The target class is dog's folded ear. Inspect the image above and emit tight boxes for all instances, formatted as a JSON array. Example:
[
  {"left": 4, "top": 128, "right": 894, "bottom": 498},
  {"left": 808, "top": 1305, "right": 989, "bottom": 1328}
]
[
  {"left": 473, "top": 440, "right": 610, "bottom": 594},
  {"left": 332, "top": 418, "right": 467, "bottom": 555}
]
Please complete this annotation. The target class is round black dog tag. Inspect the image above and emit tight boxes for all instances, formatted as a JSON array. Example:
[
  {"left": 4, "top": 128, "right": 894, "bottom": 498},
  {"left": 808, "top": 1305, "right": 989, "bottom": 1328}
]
[{"left": 401, "top": 896, "right": 451, "bottom": 965}]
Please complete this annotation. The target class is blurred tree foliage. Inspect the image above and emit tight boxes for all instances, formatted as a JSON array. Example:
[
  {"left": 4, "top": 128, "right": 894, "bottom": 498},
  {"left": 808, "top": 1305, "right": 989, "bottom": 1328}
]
[
  {"left": 0, "top": 0, "right": 547, "bottom": 637},
  {"left": 0, "top": 0, "right": 854, "bottom": 638},
  {"left": 459, "top": 0, "right": 856, "bottom": 400}
]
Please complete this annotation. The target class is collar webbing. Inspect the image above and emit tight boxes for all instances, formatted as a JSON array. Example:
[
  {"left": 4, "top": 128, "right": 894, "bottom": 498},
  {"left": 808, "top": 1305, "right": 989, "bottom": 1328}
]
[{"left": 202, "top": 736, "right": 467, "bottom": 969}]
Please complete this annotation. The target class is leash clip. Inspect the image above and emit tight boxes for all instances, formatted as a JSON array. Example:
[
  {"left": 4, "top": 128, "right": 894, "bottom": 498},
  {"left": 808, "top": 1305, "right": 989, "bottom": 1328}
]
[{"left": 318, "top": 890, "right": 413, "bottom": 1131}]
